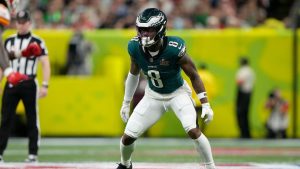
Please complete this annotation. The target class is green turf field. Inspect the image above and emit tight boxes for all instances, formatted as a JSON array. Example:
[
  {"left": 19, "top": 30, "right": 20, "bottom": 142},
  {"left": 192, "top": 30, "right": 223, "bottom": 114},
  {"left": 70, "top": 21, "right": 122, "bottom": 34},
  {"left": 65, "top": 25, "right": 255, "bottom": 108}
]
[{"left": 1, "top": 138, "right": 300, "bottom": 168}]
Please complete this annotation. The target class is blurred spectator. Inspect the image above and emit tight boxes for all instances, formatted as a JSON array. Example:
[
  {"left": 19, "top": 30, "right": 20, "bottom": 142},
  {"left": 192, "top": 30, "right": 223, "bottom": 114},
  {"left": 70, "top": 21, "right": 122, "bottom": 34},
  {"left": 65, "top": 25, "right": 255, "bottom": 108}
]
[
  {"left": 62, "top": 30, "right": 93, "bottom": 75},
  {"left": 72, "top": 12, "right": 95, "bottom": 30},
  {"left": 235, "top": 57, "right": 255, "bottom": 138},
  {"left": 265, "top": 0, "right": 294, "bottom": 21},
  {"left": 193, "top": 0, "right": 211, "bottom": 28},
  {"left": 44, "top": 0, "right": 65, "bottom": 28},
  {"left": 238, "top": 0, "right": 266, "bottom": 27},
  {"left": 14, "top": 0, "right": 294, "bottom": 29},
  {"left": 265, "top": 88, "right": 289, "bottom": 139},
  {"left": 32, "top": 9, "right": 46, "bottom": 29}
]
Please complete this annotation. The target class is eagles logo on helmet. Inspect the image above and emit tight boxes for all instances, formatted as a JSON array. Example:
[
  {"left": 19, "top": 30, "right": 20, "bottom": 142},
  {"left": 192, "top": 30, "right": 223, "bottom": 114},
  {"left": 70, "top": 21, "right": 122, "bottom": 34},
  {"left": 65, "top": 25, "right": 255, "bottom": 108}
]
[{"left": 136, "top": 8, "right": 167, "bottom": 47}]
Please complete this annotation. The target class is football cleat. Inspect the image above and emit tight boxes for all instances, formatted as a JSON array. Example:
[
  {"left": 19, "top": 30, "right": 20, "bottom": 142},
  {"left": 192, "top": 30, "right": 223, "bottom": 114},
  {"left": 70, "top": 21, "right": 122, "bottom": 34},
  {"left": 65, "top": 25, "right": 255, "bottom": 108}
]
[
  {"left": 24, "top": 154, "right": 38, "bottom": 163},
  {"left": 116, "top": 163, "right": 132, "bottom": 169}
]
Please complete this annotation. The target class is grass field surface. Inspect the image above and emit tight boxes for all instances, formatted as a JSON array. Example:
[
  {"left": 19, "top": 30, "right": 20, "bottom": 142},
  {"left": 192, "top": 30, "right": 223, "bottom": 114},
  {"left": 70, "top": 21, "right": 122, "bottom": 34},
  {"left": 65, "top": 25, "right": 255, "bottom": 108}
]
[{"left": 0, "top": 138, "right": 299, "bottom": 169}]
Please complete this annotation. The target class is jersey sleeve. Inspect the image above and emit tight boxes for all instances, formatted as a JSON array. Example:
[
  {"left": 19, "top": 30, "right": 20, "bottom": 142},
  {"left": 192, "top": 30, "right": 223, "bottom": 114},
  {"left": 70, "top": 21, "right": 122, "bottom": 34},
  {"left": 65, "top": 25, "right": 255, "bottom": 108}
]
[
  {"left": 168, "top": 36, "right": 186, "bottom": 58},
  {"left": 127, "top": 36, "right": 139, "bottom": 61},
  {"left": 127, "top": 40, "right": 134, "bottom": 57},
  {"left": 176, "top": 37, "right": 186, "bottom": 58}
]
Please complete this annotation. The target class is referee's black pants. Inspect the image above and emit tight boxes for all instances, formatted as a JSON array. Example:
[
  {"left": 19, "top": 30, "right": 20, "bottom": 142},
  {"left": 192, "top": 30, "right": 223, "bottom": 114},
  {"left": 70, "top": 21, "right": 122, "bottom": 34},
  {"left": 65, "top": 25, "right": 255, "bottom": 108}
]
[
  {"left": 236, "top": 88, "right": 252, "bottom": 138},
  {"left": 0, "top": 79, "right": 39, "bottom": 156}
]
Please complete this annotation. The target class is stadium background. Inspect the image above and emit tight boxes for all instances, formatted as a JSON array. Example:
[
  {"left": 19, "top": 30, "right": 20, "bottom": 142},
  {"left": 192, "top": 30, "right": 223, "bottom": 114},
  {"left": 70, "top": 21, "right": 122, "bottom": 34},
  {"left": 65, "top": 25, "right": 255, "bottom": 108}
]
[
  {"left": 0, "top": 0, "right": 299, "bottom": 138},
  {"left": 2, "top": 28, "right": 298, "bottom": 138}
]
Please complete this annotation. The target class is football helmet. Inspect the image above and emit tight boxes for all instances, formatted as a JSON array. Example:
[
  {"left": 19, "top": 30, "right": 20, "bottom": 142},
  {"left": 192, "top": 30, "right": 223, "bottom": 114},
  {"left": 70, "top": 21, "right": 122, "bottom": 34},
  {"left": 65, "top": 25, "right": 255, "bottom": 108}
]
[{"left": 136, "top": 8, "right": 167, "bottom": 47}]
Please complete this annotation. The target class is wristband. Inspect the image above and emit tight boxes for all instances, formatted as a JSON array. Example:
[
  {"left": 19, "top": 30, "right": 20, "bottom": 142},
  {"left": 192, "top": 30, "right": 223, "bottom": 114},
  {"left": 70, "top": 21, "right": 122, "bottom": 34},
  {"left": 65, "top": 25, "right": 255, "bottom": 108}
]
[
  {"left": 42, "top": 81, "right": 49, "bottom": 88},
  {"left": 197, "top": 92, "right": 207, "bottom": 100}
]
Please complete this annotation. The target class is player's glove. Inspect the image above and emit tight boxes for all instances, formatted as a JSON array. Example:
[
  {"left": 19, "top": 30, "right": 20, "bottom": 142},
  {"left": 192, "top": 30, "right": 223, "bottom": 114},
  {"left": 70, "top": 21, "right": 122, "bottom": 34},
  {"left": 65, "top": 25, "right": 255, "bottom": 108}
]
[
  {"left": 7, "top": 71, "right": 29, "bottom": 86},
  {"left": 120, "top": 100, "right": 130, "bottom": 123},
  {"left": 14, "top": 42, "right": 42, "bottom": 58},
  {"left": 201, "top": 103, "right": 214, "bottom": 123}
]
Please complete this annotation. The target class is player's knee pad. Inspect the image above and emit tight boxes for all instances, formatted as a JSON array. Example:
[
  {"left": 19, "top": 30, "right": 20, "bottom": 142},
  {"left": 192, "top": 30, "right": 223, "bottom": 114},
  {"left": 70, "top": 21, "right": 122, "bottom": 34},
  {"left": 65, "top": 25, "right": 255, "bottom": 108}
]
[
  {"left": 171, "top": 94, "right": 197, "bottom": 133},
  {"left": 124, "top": 119, "right": 144, "bottom": 138},
  {"left": 179, "top": 104, "right": 198, "bottom": 133}
]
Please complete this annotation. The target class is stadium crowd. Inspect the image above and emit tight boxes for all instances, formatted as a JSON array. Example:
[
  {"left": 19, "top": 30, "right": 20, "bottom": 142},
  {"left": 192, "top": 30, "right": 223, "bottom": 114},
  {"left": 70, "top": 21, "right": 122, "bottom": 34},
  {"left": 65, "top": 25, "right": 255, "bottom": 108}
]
[{"left": 10, "top": 0, "right": 294, "bottom": 30}]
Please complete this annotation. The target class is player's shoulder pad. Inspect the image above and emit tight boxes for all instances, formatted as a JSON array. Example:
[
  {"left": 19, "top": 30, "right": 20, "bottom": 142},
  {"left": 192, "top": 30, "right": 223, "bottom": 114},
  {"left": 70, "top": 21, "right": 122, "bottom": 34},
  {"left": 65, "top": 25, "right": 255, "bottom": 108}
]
[
  {"left": 167, "top": 36, "right": 186, "bottom": 58},
  {"left": 128, "top": 36, "right": 139, "bottom": 56}
]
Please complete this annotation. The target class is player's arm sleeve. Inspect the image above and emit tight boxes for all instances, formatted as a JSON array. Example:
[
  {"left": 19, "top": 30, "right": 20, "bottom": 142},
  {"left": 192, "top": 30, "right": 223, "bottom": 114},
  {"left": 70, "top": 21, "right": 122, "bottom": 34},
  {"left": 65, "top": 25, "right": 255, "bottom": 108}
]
[
  {"left": 123, "top": 71, "right": 140, "bottom": 102},
  {"left": 123, "top": 40, "right": 140, "bottom": 102}
]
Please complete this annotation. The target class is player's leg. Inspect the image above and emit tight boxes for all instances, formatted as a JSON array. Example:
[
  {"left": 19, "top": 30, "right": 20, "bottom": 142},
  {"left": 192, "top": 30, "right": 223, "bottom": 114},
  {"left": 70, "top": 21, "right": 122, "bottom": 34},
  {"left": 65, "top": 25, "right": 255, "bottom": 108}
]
[
  {"left": 118, "top": 134, "right": 135, "bottom": 169},
  {"left": 0, "top": 83, "right": 20, "bottom": 158},
  {"left": 119, "top": 96, "right": 165, "bottom": 168},
  {"left": 170, "top": 93, "right": 215, "bottom": 169}
]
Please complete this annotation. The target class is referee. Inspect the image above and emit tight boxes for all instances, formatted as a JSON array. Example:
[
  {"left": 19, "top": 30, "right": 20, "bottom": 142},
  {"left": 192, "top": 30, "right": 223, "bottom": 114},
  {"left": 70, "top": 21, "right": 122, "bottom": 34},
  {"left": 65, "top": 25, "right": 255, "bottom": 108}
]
[{"left": 0, "top": 10, "right": 50, "bottom": 163}]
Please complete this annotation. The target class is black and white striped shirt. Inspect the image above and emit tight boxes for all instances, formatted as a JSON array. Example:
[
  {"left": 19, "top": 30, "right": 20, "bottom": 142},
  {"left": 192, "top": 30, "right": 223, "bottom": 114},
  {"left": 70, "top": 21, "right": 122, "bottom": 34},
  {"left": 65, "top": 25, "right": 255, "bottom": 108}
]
[{"left": 4, "top": 32, "right": 48, "bottom": 78}]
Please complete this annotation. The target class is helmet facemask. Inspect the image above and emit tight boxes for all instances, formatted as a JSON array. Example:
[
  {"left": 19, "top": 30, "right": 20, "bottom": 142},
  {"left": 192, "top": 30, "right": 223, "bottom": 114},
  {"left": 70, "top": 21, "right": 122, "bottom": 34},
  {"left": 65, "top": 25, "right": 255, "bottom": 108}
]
[{"left": 136, "top": 8, "right": 167, "bottom": 47}]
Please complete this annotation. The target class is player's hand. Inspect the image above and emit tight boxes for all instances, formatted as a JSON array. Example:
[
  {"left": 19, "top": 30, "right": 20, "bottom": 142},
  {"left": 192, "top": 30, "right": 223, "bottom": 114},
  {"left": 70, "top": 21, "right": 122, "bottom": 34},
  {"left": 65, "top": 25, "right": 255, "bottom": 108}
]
[
  {"left": 120, "top": 100, "right": 130, "bottom": 123},
  {"left": 7, "top": 72, "right": 29, "bottom": 86},
  {"left": 39, "top": 86, "right": 48, "bottom": 98},
  {"left": 201, "top": 103, "right": 214, "bottom": 123},
  {"left": 21, "top": 42, "right": 42, "bottom": 57}
]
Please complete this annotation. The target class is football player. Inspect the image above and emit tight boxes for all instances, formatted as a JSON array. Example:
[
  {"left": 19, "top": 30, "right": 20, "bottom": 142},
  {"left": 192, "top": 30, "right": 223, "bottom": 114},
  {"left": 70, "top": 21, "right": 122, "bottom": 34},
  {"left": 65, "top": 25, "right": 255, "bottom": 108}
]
[
  {"left": 118, "top": 8, "right": 216, "bottom": 169},
  {"left": 0, "top": 0, "right": 29, "bottom": 86}
]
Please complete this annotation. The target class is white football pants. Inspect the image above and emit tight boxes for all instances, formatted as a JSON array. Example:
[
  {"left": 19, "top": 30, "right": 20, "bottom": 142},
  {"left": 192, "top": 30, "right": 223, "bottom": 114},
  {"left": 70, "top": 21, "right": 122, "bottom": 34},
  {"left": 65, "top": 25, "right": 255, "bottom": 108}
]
[{"left": 125, "top": 86, "right": 197, "bottom": 138}]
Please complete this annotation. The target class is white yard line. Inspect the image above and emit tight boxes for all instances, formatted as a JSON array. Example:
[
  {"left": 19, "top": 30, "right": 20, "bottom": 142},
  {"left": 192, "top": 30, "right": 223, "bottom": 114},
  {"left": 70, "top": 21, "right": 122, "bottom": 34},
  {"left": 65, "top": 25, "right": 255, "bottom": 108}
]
[{"left": 0, "top": 162, "right": 299, "bottom": 169}]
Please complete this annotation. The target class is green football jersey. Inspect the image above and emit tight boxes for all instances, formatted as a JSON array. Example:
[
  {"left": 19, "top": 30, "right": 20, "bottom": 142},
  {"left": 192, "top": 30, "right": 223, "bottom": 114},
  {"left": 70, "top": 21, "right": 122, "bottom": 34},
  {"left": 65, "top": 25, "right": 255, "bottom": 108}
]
[{"left": 128, "top": 36, "right": 186, "bottom": 94}]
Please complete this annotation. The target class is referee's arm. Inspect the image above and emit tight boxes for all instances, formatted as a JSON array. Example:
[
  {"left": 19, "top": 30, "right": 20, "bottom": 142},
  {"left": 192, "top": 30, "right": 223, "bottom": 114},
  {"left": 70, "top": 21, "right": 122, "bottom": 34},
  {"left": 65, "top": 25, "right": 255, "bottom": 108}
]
[{"left": 39, "top": 55, "right": 50, "bottom": 98}]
